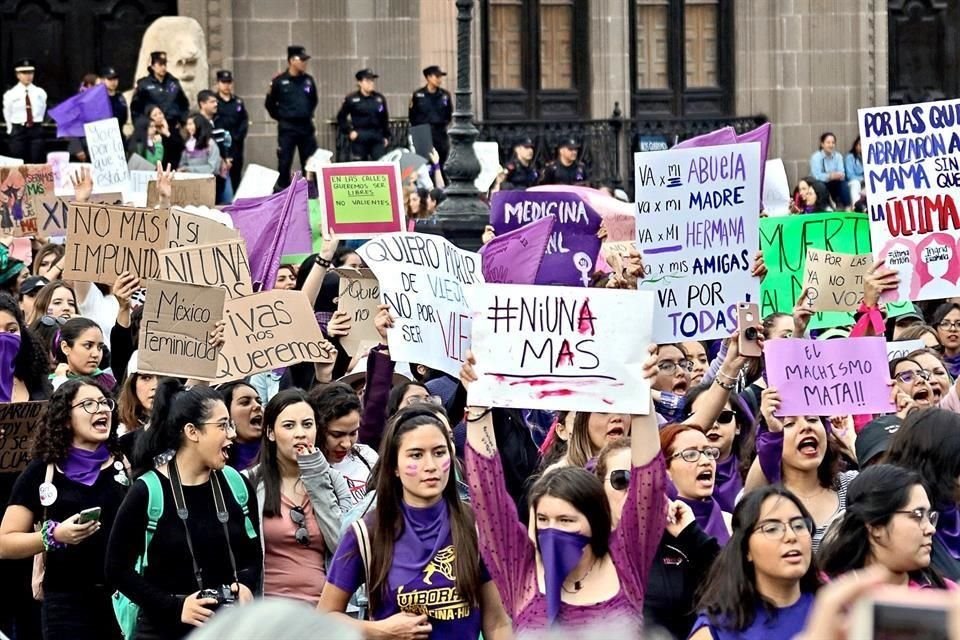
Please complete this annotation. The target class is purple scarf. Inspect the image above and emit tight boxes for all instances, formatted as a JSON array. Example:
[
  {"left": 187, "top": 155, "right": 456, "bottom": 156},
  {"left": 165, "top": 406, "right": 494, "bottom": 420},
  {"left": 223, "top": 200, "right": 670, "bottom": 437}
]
[
  {"left": 714, "top": 454, "right": 743, "bottom": 513},
  {"left": 0, "top": 332, "right": 19, "bottom": 402},
  {"left": 538, "top": 528, "right": 590, "bottom": 626},
  {"left": 62, "top": 444, "right": 110, "bottom": 486},
  {"left": 944, "top": 352, "right": 960, "bottom": 380},
  {"left": 230, "top": 439, "right": 261, "bottom": 471},
  {"left": 936, "top": 504, "right": 960, "bottom": 560},
  {"left": 667, "top": 477, "right": 730, "bottom": 545},
  {"left": 394, "top": 499, "right": 451, "bottom": 586}
]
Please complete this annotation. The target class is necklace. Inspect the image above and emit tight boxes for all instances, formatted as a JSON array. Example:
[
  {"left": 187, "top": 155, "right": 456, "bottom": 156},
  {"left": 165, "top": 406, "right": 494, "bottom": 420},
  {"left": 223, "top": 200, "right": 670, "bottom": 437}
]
[{"left": 561, "top": 558, "right": 598, "bottom": 593}]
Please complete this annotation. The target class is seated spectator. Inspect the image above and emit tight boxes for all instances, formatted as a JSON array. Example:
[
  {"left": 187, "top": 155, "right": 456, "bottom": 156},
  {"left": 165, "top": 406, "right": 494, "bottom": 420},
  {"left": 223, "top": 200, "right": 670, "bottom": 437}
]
[
  {"left": 128, "top": 106, "right": 168, "bottom": 166},
  {"left": 809, "top": 132, "right": 851, "bottom": 210},
  {"left": 845, "top": 136, "right": 865, "bottom": 210}
]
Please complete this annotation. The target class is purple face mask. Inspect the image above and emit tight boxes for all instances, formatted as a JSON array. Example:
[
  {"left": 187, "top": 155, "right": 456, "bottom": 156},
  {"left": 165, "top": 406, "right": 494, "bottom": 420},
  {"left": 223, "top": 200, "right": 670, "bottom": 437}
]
[
  {"left": 0, "top": 331, "right": 20, "bottom": 402},
  {"left": 537, "top": 527, "right": 590, "bottom": 625}
]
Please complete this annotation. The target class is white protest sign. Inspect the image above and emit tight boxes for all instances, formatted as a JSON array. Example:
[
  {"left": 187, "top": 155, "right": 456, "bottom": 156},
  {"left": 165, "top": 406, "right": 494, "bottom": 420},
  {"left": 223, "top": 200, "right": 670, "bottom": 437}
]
[
  {"left": 83, "top": 118, "right": 129, "bottom": 192},
  {"left": 357, "top": 232, "right": 484, "bottom": 377},
  {"left": 763, "top": 158, "right": 792, "bottom": 216},
  {"left": 474, "top": 141, "right": 501, "bottom": 192},
  {"left": 235, "top": 164, "right": 280, "bottom": 200},
  {"left": 886, "top": 339, "right": 926, "bottom": 361},
  {"left": 634, "top": 142, "right": 761, "bottom": 342},
  {"left": 467, "top": 284, "right": 654, "bottom": 414}
]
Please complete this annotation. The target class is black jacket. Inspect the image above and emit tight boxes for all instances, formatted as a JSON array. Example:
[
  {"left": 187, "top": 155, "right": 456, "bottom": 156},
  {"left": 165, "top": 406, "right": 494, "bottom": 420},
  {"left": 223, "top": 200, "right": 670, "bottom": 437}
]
[
  {"left": 336, "top": 90, "right": 390, "bottom": 139},
  {"left": 501, "top": 158, "right": 540, "bottom": 191},
  {"left": 408, "top": 86, "right": 452, "bottom": 129},
  {"left": 130, "top": 70, "right": 189, "bottom": 125},
  {"left": 215, "top": 94, "right": 249, "bottom": 149},
  {"left": 108, "top": 92, "right": 128, "bottom": 129},
  {"left": 265, "top": 71, "right": 318, "bottom": 123},
  {"left": 541, "top": 160, "right": 588, "bottom": 185}
]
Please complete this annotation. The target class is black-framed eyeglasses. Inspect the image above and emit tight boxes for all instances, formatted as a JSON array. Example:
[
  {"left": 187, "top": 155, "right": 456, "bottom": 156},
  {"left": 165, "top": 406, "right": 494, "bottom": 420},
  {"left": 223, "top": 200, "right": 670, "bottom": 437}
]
[
  {"left": 754, "top": 517, "right": 814, "bottom": 540},
  {"left": 895, "top": 369, "right": 931, "bottom": 384},
  {"left": 39, "top": 315, "right": 67, "bottom": 327},
  {"left": 657, "top": 359, "right": 693, "bottom": 374},
  {"left": 290, "top": 506, "right": 310, "bottom": 546},
  {"left": 671, "top": 447, "right": 720, "bottom": 463},
  {"left": 609, "top": 469, "right": 630, "bottom": 491},
  {"left": 717, "top": 409, "right": 736, "bottom": 425},
  {"left": 407, "top": 395, "right": 442, "bottom": 407},
  {"left": 938, "top": 320, "right": 960, "bottom": 331},
  {"left": 894, "top": 508, "right": 939, "bottom": 528},
  {"left": 198, "top": 419, "right": 237, "bottom": 433},
  {"left": 72, "top": 398, "right": 115, "bottom": 414}
]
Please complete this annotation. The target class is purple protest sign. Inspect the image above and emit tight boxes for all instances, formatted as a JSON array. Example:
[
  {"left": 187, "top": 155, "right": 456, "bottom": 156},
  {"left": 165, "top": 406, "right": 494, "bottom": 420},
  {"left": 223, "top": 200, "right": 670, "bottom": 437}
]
[
  {"left": 765, "top": 337, "right": 894, "bottom": 416},
  {"left": 674, "top": 126, "right": 737, "bottom": 150},
  {"left": 490, "top": 190, "right": 601, "bottom": 287},
  {"left": 479, "top": 216, "right": 554, "bottom": 284}
]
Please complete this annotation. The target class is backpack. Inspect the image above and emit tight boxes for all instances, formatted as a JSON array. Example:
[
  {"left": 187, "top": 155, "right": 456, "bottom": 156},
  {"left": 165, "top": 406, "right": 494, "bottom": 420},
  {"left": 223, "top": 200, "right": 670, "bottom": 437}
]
[{"left": 111, "top": 466, "right": 256, "bottom": 638}]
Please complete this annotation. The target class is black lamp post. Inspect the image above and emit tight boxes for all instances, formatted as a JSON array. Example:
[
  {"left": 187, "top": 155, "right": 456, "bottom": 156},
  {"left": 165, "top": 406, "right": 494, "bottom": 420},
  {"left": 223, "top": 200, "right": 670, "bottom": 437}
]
[{"left": 416, "top": 0, "right": 488, "bottom": 251}]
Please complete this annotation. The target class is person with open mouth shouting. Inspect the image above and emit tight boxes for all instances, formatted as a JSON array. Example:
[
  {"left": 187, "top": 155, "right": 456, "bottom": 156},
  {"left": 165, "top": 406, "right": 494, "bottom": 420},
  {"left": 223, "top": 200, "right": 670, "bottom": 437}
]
[
  {"left": 219, "top": 381, "right": 264, "bottom": 472},
  {"left": 890, "top": 356, "right": 935, "bottom": 408}
]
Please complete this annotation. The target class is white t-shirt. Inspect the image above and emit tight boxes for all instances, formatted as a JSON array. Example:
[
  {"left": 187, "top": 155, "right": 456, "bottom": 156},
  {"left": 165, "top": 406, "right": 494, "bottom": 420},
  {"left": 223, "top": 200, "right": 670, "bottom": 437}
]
[{"left": 332, "top": 443, "right": 378, "bottom": 506}]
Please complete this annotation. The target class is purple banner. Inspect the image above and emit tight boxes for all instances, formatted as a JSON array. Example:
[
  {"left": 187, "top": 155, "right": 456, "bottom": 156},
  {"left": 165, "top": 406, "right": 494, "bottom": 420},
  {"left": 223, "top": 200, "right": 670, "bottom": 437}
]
[
  {"left": 674, "top": 126, "right": 737, "bottom": 150},
  {"left": 765, "top": 337, "right": 894, "bottom": 416},
  {"left": 48, "top": 84, "right": 113, "bottom": 139},
  {"left": 738, "top": 123, "right": 772, "bottom": 200},
  {"left": 479, "top": 216, "right": 554, "bottom": 284},
  {"left": 490, "top": 190, "right": 602, "bottom": 287}
]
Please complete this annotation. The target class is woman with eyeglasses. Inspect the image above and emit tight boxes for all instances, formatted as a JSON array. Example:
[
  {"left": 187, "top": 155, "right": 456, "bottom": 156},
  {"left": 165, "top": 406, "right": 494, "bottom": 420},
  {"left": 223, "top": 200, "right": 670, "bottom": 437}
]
[
  {"left": 651, "top": 344, "right": 692, "bottom": 421},
  {"left": 933, "top": 302, "right": 960, "bottom": 378},
  {"left": 51, "top": 317, "right": 116, "bottom": 393},
  {"left": 246, "top": 389, "right": 351, "bottom": 604},
  {"left": 106, "top": 379, "right": 262, "bottom": 639},
  {"left": 890, "top": 356, "right": 935, "bottom": 408},
  {"left": 0, "top": 292, "right": 51, "bottom": 402},
  {"left": 218, "top": 381, "right": 264, "bottom": 471},
  {"left": 819, "top": 464, "right": 949, "bottom": 589},
  {"left": 26, "top": 279, "right": 77, "bottom": 326},
  {"left": 0, "top": 379, "right": 129, "bottom": 639},
  {"left": 596, "top": 437, "right": 718, "bottom": 639},
  {"left": 908, "top": 348, "right": 951, "bottom": 405},
  {"left": 689, "top": 485, "right": 820, "bottom": 640}
]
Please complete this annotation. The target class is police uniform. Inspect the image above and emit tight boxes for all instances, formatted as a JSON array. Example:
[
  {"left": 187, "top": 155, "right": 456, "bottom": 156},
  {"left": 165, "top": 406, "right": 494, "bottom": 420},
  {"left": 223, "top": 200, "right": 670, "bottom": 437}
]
[
  {"left": 336, "top": 68, "right": 390, "bottom": 161},
  {"left": 501, "top": 136, "right": 539, "bottom": 191},
  {"left": 99, "top": 67, "right": 128, "bottom": 129},
  {"left": 214, "top": 70, "right": 249, "bottom": 189},
  {"left": 540, "top": 139, "right": 588, "bottom": 185},
  {"left": 130, "top": 51, "right": 189, "bottom": 167},
  {"left": 408, "top": 65, "right": 452, "bottom": 166},
  {"left": 265, "top": 45, "right": 318, "bottom": 190},
  {"left": 2, "top": 58, "right": 46, "bottom": 163}
]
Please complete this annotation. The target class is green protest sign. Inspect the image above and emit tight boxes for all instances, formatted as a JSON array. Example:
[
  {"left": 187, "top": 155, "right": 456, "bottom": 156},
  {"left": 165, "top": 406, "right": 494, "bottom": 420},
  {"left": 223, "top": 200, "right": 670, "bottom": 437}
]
[{"left": 282, "top": 198, "right": 324, "bottom": 266}]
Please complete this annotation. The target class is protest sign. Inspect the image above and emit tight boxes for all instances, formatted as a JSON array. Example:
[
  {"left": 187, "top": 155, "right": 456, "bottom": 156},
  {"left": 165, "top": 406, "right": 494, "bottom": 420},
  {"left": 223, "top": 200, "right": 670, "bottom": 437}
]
[
  {"left": 601, "top": 211, "right": 636, "bottom": 242},
  {"left": 63, "top": 203, "right": 168, "bottom": 283},
  {"left": 474, "top": 141, "right": 501, "bottom": 192},
  {"left": 234, "top": 164, "right": 280, "bottom": 200},
  {"left": 765, "top": 337, "right": 894, "bottom": 416},
  {"left": 357, "top": 232, "right": 483, "bottom": 377},
  {"left": 601, "top": 241, "right": 637, "bottom": 277},
  {"left": 335, "top": 268, "right": 381, "bottom": 356},
  {"left": 0, "top": 155, "right": 23, "bottom": 166},
  {"left": 138, "top": 280, "right": 225, "bottom": 379},
  {"left": 887, "top": 339, "right": 926, "bottom": 361},
  {"left": 760, "top": 212, "right": 872, "bottom": 330},
  {"left": 127, "top": 153, "right": 156, "bottom": 172},
  {"left": 0, "top": 164, "right": 56, "bottom": 237},
  {"left": 634, "top": 142, "right": 761, "bottom": 341},
  {"left": 0, "top": 402, "right": 47, "bottom": 473},
  {"left": 48, "top": 84, "right": 112, "bottom": 138},
  {"left": 83, "top": 118, "right": 129, "bottom": 192},
  {"left": 159, "top": 239, "right": 253, "bottom": 300},
  {"left": 167, "top": 207, "right": 239, "bottom": 248},
  {"left": 410, "top": 124, "right": 433, "bottom": 158},
  {"left": 491, "top": 190, "right": 602, "bottom": 287},
  {"left": 216, "top": 289, "right": 337, "bottom": 382},
  {"left": 147, "top": 175, "right": 216, "bottom": 208},
  {"left": 478, "top": 216, "right": 554, "bottom": 284},
  {"left": 859, "top": 98, "right": 960, "bottom": 302},
  {"left": 763, "top": 159, "right": 792, "bottom": 216},
  {"left": 801, "top": 248, "right": 873, "bottom": 312},
  {"left": 10, "top": 237, "right": 31, "bottom": 264},
  {"left": 466, "top": 285, "right": 654, "bottom": 414},
  {"left": 316, "top": 162, "right": 405, "bottom": 239}
]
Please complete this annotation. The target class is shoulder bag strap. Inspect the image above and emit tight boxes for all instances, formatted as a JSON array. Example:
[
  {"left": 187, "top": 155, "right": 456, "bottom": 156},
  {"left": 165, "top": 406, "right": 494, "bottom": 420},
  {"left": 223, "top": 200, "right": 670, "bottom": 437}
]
[
  {"left": 168, "top": 459, "right": 205, "bottom": 592},
  {"left": 139, "top": 471, "right": 164, "bottom": 572},
  {"left": 351, "top": 518, "right": 372, "bottom": 583},
  {"left": 220, "top": 464, "right": 257, "bottom": 539}
]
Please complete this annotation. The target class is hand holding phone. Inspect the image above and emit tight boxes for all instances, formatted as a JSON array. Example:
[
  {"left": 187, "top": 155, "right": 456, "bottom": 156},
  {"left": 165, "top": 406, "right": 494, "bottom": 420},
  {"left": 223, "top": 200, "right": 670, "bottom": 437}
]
[
  {"left": 736, "top": 302, "right": 762, "bottom": 358},
  {"left": 77, "top": 506, "right": 101, "bottom": 525}
]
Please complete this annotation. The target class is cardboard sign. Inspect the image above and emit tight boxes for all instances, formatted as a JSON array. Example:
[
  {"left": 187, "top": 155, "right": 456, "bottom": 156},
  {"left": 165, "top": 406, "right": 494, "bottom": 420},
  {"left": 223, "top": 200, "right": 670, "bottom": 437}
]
[
  {"left": 138, "top": 280, "right": 226, "bottom": 379},
  {"left": 167, "top": 207, "right": 239, "bottom": 248},
  {"left": 634, "top": 142, "right": 762, "bottom": 342},
  {"left": 216, "top": 289, "right": 337, "bottom": 382},
  {"left": 357, "top": 232, "right": 484, "bottom": 377},
  {"left": 63, "top": 203, "right": 169, "bottom": 283},
  {"left": 478, "top": 216, "right": 554, "bottom": 284},
  {"left": 0, "top": 164, "right": 57, "bottom": 237},
  {"left": 802, "top": 249, "right": 873, "bottom": 312},
  {"left": 159, "top": 239, "right": 254, "bottom": 300},
  {"left": 83, "top": 118, "right": 129, "bottom": 192},
  {"left": 467, "top": 285, "right": 654, "bottom": 414},
  {"left": 760, "top": 212, "right": 872, "bottom": 330},
  {"left": 0, "top": 401, "right": 47, "bottom": 473},
  {"left": 147, "top": 175, "right": 216, "bottom": 208},
  {"left": 887, "top": 339, "right": 926, "bottom": 361},
  {"left": 316, "top": 162, "right": 405, "bottom": 239},
  {"left": 490, "top": 190, "right": 602, "bottom": 287},
  {"left": 335, "top": 268, "right": 381, "bottom": 356},
  {"left": 859, "top": 99, "right": 960, "bottom": 301},
  {"left": 601, "top": 241, "right": 637, "bottom": 277},
  {"left": 601, "top": 211, "right": 636, "bottom": 242},
  {"left": 765, "top": 337, "right": 894, "bottom": 416}
]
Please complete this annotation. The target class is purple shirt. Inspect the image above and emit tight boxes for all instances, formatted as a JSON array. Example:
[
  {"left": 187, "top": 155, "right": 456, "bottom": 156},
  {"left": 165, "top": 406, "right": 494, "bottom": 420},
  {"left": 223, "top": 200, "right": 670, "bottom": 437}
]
[{"left": 689, "top": 592, "right": 814, "bottom": 639}]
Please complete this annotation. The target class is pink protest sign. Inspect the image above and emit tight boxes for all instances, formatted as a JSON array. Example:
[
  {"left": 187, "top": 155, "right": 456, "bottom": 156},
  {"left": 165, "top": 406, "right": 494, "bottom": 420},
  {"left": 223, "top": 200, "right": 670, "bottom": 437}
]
[
  {"left": 479, "top": 216, "right": 554, "bottom": 284},
  {"left": 316, "top": 162, "right": 405, "bottom": 240},
  {"left": 765, "top": 337, "right": 894, "bottom": 416}
]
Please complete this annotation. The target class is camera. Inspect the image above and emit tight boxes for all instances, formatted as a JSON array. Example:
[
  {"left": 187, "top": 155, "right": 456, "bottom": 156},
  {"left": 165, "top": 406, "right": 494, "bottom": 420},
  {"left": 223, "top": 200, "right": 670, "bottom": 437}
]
[
  {"left": 200, "top": 585, "right": 237, "bottom": 610},
  {"left": 743, "top": 326, "right": 758, "bottom": 341}
]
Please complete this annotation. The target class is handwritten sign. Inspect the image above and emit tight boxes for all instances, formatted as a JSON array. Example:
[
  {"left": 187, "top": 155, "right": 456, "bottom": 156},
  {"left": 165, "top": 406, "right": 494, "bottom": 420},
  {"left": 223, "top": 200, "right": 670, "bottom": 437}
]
[
  {"left": 63, "top": 203, "right": 169, "bottom": 284},
  {"left": 601, "top": 241, "right": 636, "bottom": 277},
  {"left": 887, "top": 339, "right": 926, "bottom": 361},
  {"left": 138, "top": 280, "right": 225, "bottom": 379},
  {"left": 479, "top": 216, "right": 554, "bottom": 284},
  {"left": 601, "top": 211, "right": 636, "bottom": 242},
  {"left": 467, "top": 285, "right": 654, "bottom": 414},
  {"left": 634, "top": 142, "right": 761, "bottom": 341},
  {"left": 0, "top": 164, "right": 56, "bottom": 237},
  {"left": 147, "top": 176, "right": 216, "bottom": 208},
  {"left": 316, "top": 162, "right": 405, "bottom": 239},
  {"left": 859, "top": 99, "right": 960, "bottom": 301},
  {"left": 357, "top": 232, "right": 483, "bottom": 377},
  {"left": 83, "top": 118, "right": 129, "bottom": 192},
  {"left": 765, "top": 337, "right": 894, "bottom": 416},
  {"left": 159, "top": 239, "right": 253, "bottom": 300},
  {"left": 491, "top": 191, "right": 602, "bottom": 286},
  {"left": 802, "top": 249, "right": 873, "bottom": 312},
  {"left": 167, "top": 207, "right": 239, "bottom": 248},
  {"left": 0, "top": 401, "right": 47, "bottom": 473},
  {"left": 216, "top": 289, "right": 337, "bottom": 382},
  {"left": 335, "top": 268, "right": 381, "bottom": 356}
]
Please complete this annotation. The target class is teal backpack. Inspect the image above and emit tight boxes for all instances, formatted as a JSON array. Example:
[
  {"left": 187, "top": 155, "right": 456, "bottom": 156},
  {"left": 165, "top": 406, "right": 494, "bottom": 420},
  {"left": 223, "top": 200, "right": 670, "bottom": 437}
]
[{"left": 112, "top": 466, "right": 257, "bottom": 638}]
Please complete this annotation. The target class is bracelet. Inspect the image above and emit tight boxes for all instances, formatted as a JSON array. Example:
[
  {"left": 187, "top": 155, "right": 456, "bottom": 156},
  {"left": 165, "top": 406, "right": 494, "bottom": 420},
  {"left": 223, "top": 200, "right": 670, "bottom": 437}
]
[
  {"left": 714, "top": 377, "right": 736, "bottom": 391},
  {"left": 41, "top": 520, "right": 66, "bottom": 551},
  {"left": 717, "top": 367, "right": 739, "bottom": 382},
  {"left": 315, "top": 255, "right": 333, "bottom": 268},
  {"left": 466, "top": 407, "right": 492, "bottom": 422}
]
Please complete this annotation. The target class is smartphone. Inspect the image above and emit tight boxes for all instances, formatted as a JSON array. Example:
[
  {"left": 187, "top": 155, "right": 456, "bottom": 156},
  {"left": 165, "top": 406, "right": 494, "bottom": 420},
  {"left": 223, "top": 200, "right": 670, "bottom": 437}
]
[
  {"left": 850, "top": 587, "right": 950, "bottom": 640},
  {"left": 78, "top": 506, "right": 101, "bottom": 524},
  {"left": 736, "top": 302, "right": 762, "bottom": 358}
]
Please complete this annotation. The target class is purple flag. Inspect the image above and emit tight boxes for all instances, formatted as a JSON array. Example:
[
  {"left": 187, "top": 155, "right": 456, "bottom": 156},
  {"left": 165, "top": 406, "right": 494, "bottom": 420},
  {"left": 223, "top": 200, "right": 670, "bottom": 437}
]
[
  {"left": 479, "top": 216, "right": 555, "bottom": 284},
  {"left": 48, "top": 84, "right": 112, "bottom": 138},
  {"left": 674, "top": 126, "right": 737, "bottom": 149},
  {"left": 490, "top": 190, "right": 602, "bottom": 287},
  {"left": 737, "top": 122, "right": 772, "bottom": 197},
  {"left": 225, "top": 178, "right": 310, "bottom": 291}
]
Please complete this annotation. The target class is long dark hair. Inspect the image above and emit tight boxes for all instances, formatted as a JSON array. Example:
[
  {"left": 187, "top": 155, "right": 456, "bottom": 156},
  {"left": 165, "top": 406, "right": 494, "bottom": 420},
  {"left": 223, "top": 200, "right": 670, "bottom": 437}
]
[
  {"left": 527, "top": 466, "right": 612, "bottom": 559},
  {"left": 29, "top": 378, "right": 122, "bottom": 463},
  {"left": 885, "top": 408, "right": 960, "bottom": 507},
  {"left": 117, "top": 372, "right": 153, "bottom": 430},
  {"left": 55, "top": 317, "right": 101, "bottom": 365},
  {"left": 696, "top": 485, "right": 822, "bottom": 631},
  {"left": 819, "top": 464, "right": 946, "bottom": 588},
  {"left": 0, "top": 293, "right": 50, "bottom": 397},
  {"left": 252, "top": 389, "right": 315, "bottom": 518},
  {"left": 186, "top": 112, "right": 213, "bottom": 149},
  {"left": 681, "top": 382, "right": 753, "bottom": 462},
  {"left": 307, "top": 382, "right": 362, "bottom": 457},
  {"left": 133, "top": 378, "right": 224, "bottom": 476}
]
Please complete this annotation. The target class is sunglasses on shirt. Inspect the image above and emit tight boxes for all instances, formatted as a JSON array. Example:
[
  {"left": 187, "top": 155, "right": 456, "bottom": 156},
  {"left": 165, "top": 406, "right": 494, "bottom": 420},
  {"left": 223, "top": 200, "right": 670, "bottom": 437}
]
[{"left": 289, "top": 506, "right": 310, "bottom": 547}]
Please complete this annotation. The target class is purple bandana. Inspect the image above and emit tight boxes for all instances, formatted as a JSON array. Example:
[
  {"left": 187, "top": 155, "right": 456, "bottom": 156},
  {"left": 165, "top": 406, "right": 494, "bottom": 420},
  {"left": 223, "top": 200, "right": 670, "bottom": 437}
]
[
  {"left": 936, "top": 503, "right": 960, "bottom": 560},
  {"left": 393, "top": 499, "right": 452, "bottom": 586},
  {"left": 62, "top": 444, "right": 110, "bottom": 486},
  {"left": 667, "top": 477, "right": 730, "bottom": 545},
  {"left": 713, "top": 454, "right": 743, "bottom": 513},
  {"left": 0, "top": 332, "right": 20, "bottom": 402},
  {"left": 538, "top": 528, "right": 590, "bottom": 625}
]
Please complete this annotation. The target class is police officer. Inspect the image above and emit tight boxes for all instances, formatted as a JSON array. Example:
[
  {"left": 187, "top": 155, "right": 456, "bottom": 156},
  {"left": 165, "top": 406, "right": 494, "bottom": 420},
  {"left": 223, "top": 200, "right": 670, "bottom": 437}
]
[
  {"left": 541, "top": 138, "right": 588, "bottom": 185},
  {"left": 408, "top": 65, "right": 452, "bottom": 166},
  {"left": 2, "top": 59, "right": 47, "bottom": 163},
  {"left": 99, "top": 66, "right": 128, "bottom": 130},
  {"left": 266, "top": 45, "right": 318, "bottom": 190},
  {"left": 130, "top": 51, "right": 189, "bottom": 167},
  {"left": 214, "top": 70, "right": 249, "bottom": 191},
  {"left": 499, "top": 136, "right": 539, "bottom": 191},
  {"left": 336, "top": 68, "right": 390, "bottom": 161}
]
